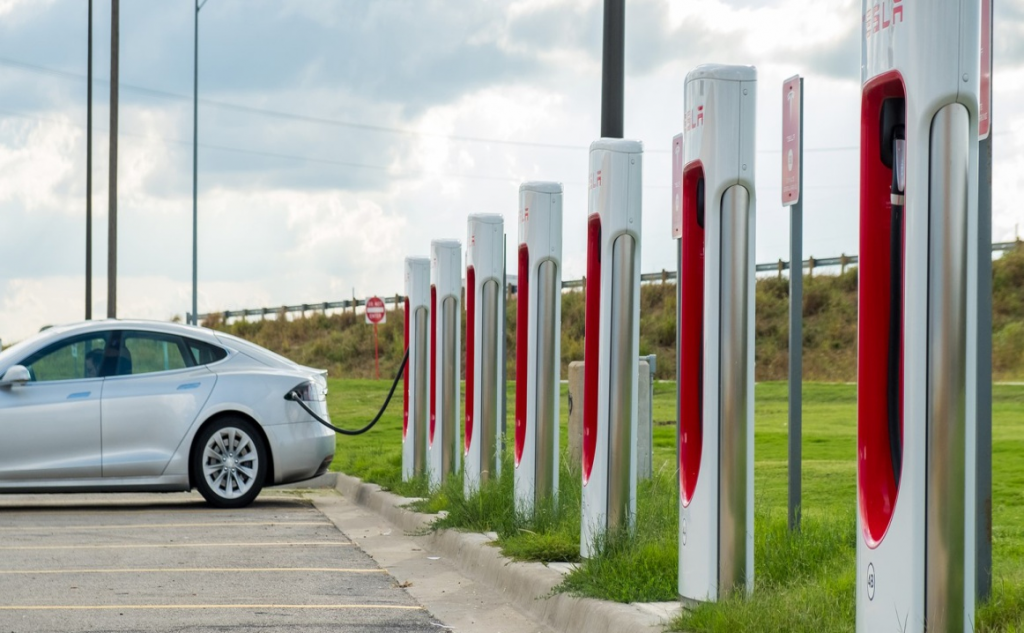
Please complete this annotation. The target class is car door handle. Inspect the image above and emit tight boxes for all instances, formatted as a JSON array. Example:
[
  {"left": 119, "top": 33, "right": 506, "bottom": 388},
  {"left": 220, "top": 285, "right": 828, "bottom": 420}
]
[
  {"left": 177, "top": 382, "right": 201, "bottom": 391},
  {"left": 67, "top": 391, "right": 91, "bottom": 400}
]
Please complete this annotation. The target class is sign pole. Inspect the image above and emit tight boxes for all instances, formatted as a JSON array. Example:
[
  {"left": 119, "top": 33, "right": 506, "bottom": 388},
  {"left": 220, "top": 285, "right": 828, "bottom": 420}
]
[
  {"left": 782, "top": 75, "right": 804, "bottom": 532},
  {"left": 976, "top": 0, "right": 993, "bottom": 601},
  {"left": 364, "top": 296, "right": 387, "bottom": 380}
]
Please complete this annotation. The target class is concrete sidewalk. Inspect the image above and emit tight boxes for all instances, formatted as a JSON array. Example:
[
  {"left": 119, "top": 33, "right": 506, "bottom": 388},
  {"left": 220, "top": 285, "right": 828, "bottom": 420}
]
[{"left": 300, "top": 473, "right": 682, "bottom": 633}]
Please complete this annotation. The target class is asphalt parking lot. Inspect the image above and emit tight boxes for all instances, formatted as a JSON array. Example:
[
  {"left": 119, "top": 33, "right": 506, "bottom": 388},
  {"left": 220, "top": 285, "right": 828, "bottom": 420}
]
[{"left": 0, "top": 491, "right": 443, "bottom": 633}]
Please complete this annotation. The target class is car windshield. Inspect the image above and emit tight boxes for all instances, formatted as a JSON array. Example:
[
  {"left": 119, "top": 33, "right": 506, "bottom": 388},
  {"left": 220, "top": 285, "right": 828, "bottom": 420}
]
[{"left": 0, "top": 327, "right": 69, "bottom": 367}]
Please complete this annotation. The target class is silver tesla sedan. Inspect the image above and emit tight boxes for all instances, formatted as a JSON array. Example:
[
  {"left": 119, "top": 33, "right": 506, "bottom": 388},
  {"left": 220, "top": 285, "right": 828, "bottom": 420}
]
[{"left": 0, "top": 320, "right": 335, "bottom": 508}]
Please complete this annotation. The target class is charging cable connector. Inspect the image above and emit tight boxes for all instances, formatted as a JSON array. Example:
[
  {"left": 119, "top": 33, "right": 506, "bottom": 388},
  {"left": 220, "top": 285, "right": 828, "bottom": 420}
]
[{"left": 891, "top": 138, "right": 907, "bottom": 206}]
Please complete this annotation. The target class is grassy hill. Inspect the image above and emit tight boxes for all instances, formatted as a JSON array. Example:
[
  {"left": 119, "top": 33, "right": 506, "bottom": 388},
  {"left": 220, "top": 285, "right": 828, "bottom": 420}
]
[{"left": 204, "top": 243, "right": 1024, "bottom": 382}]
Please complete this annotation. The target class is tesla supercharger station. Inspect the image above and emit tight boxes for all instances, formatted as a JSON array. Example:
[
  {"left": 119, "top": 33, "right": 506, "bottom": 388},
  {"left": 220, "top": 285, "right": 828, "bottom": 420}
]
[
  {"left": 581, "top": 139, "right": 642, "bottom": 558},
  {"left": 677, "top": 64, "right": 756, "bottom": 602},
  {"left": 428, "top": 239, "right": 462, "bottom": 489},
  {"left": 465, "top": 214, "right": 504, "bottom": 496},
  {"left": 403, "top": 256, "right": 431, "bottom": 481},
  {"left": 857, "top": 2, "right": 979, "bottom": 631},
  {"left": 515, "top": 182, "right": 563, "bottom": 515}
]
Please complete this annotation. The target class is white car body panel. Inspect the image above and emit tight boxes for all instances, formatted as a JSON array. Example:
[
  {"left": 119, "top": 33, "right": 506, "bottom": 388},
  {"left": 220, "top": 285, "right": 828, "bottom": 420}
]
[{"left": 0, "top": 377, "right": 104, "bottom": 480}]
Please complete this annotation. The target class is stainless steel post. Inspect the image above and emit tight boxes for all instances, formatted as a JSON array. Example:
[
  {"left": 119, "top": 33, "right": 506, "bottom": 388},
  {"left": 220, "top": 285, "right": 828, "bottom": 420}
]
[
  {"left": 607, "top": 235, "right": 636, "bottom": 532},
  {"left": 535, "top": 260, "right": 558, "bottom": 503},
  {"left": 414, "top": 307, "right": 428, "bottom": 476},
  {"left": 719, "top": 184, "right": 751, "bottom": 595},
  {"left": 481, "top": 280, "right": 500, "bottom": 482},
  {"left": 925, "top": 103, "right": 969, "bottom": 633},
  {"left": 442, "top": 297, "right": 457, "bottom": 482}
]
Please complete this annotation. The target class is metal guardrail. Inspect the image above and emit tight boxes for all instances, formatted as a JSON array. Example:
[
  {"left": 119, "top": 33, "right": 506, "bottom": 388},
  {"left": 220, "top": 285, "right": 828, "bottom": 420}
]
[{"left": 193, "top": 241, "right": 1022, "bottom": 323}]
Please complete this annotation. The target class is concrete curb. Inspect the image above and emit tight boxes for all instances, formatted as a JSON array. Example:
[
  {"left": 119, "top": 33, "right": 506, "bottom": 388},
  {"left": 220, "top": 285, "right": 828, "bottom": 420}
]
[
  {"left": 332, "top": 472, "right": 671, "bottom": 633},
  {"left": 273, "top": 472, "right": 339, "bottom": 490}
]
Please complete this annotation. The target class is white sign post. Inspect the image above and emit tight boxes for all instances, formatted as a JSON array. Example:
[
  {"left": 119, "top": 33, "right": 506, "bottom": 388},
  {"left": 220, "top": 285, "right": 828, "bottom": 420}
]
[{"left": 782, "top": 75, "right": 803, "bottom": 533}]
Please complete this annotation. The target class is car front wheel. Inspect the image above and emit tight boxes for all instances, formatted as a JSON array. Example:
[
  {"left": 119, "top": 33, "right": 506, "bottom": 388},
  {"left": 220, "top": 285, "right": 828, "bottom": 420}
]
[{"left": 193, "top": 417, "right": 267, "bottom": 508}]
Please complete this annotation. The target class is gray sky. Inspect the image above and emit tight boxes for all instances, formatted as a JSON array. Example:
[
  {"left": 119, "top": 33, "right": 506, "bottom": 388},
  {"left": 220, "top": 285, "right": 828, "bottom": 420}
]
[{"left": 1, "top": 0, "right": 1022, "bottom": 343}]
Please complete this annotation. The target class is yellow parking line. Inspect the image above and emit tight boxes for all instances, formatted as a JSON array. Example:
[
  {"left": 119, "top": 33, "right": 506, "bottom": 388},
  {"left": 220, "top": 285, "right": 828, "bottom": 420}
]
[
  {"left": 0, "top": 604, "right": 423, "bottom": 611},
  {"left": 0, "top": 521, "right": 332, "bottom": 531},
  {"left": 0, "top": 541, "right": 353, "bottom": 551},
  {"left": 0, "top": 567, "right": 385, "bottom": 575},
  {"left": 0, "top": 505, "right": 317, "bottom": 517}
]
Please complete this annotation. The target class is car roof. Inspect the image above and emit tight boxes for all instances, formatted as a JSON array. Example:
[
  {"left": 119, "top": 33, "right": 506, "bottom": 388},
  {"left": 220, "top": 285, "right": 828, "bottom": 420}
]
[
  {"left": 52, "top": 319, "right": 222, "bottom": 341},
  {"left": 0, "top": 320, "right": 223, "bottom": 365}
]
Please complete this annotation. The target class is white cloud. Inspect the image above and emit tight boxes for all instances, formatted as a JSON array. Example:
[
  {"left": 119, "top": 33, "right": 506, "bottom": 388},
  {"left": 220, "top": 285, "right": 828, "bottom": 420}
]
[
  {"left": 0, "top": 115, "right": 79, "bottom": 211},
  {"left": 0, "top": 0, "right": 54, "bottom": 21},
  {"left": 0, "top": 0, "right": 1022, "bottom": 346}
]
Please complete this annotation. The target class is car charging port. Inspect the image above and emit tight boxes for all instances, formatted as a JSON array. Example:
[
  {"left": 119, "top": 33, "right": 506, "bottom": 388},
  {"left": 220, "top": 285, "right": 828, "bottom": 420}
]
[{"left": 285, "top": 349, "right": 409, "bottom": 436}]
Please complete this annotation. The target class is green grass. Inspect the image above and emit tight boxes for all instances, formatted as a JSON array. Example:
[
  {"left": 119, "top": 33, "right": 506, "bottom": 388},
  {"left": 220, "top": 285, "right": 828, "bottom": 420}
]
[
  {"left": 323, "top": 378, "right": 1024, "bottom": 631},
  {"left": 205, "top": 246, "right": 1024, "bottom": 383}
]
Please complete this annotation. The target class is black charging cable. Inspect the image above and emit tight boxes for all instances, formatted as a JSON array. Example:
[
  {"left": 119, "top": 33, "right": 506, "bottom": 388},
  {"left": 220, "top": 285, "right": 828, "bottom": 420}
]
[
  {"left": 886, "top": 130, "right": 906, "bottom": 486},
  {"left": 285, "top": 348, "right": 409, "bottom": 436},
  {"left": 695, "top": 177, "right": 705, "bottom": 433}
]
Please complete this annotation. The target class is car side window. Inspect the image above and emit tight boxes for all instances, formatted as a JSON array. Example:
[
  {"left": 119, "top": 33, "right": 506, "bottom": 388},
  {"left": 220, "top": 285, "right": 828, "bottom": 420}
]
[
  {"left": 21, "top": 333, "right": 110, "bottom": 382},
  {"left": 185, "top": 338, "right": 228, "bottom": 366},
  {"left": 116, "top": 332, "right": 194, "bottom": 376}
]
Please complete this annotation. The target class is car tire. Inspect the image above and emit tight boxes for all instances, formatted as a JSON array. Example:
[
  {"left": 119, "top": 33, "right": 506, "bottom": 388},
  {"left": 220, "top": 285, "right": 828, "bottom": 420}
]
[{"left": 192, "top": 416, "right": 267, "bottom": 509}]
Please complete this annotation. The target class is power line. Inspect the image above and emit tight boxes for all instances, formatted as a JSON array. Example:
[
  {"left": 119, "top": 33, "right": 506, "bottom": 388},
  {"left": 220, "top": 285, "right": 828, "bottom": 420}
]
[
  {"left": 0, "top": 107, "right": 529, "bottom": 184},
  {"left": 0, "top": 55, "right": 862, "bottom": 156},
  {"left": 0, "top": 56, "right": 588, "bottom": 151},
  {"left": 0, "top": 106, "right": 866, "bottom": 192}
]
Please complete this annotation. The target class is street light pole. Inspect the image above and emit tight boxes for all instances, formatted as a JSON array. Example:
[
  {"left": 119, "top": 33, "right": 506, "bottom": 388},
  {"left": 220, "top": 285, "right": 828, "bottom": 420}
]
[
  {"left": 85, "top": 0, "right": 93, "bottom": 320},
  {"left": 107, "top": 0, "right": 118, "bottom": 319},
  {"left": 600, "top": 0, "right": 625, "bottom": 139},
  {"left": 192, "top": 0, "right": 208, "bottom": 325}
]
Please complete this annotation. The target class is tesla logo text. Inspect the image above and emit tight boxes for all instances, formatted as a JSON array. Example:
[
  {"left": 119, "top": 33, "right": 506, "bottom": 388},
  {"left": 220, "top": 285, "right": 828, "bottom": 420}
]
[
  {"left": 589, "top": 171, "right": 602, "bottom": 191},
  {"left": 685, "top": 105, "right": 704, "bottom": 131},
  {"left": 865, "top": 0, "right": 903, "bottom": 37}
]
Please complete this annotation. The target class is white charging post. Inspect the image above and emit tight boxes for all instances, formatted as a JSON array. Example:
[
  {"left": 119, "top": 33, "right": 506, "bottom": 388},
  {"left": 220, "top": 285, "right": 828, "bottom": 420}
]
[
  {"left": 581, "top": 139, "right": 642, "bottom": 558},
  {"left": 515, "top": 182, "right": 563, "bottom": 515},
  {"left": 677, "top": 64, "right": 756, "bottom": 602},
  {"left": 428, "top": 239, "right": 462, "bottom": 489},
  {"left": 857, "top": 2, "right": 980, "bottom": 630},
  {"left": 403, "top": 256, "right": 431, "bottom": 481},
  {"left": 465, "top": 214, "right": 505, "bottom": 496}
]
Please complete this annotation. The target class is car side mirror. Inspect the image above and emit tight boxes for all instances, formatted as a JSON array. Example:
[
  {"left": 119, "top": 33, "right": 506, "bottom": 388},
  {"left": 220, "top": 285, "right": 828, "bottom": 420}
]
[{"left": 0, "top": 365, "right": 31, "bottom": 387}]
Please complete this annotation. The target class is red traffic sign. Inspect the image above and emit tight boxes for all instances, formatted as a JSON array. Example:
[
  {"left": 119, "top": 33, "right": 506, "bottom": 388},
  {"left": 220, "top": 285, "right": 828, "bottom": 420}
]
[{"left": 365, "top": 296, "right": 387, "bottom": 325}]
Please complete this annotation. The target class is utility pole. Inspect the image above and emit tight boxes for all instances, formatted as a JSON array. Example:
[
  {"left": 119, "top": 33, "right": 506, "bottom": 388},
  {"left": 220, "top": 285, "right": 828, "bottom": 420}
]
[
  {"left": 192, "top": 0, "right": 208, "bottom": 325},
  {"left": 107, "top": 0, "right": 119, "bottom": 319},
  {"left": 600, "top": 0, "right": 624, "bottom": 138},
  {"left": 85, "top": 0, "right": 93, "bottom": 320}
]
